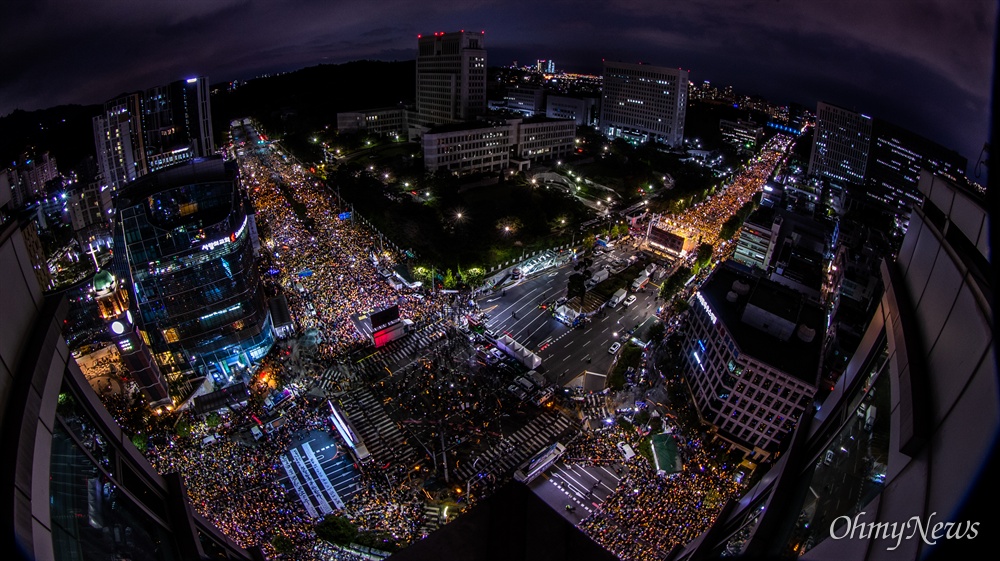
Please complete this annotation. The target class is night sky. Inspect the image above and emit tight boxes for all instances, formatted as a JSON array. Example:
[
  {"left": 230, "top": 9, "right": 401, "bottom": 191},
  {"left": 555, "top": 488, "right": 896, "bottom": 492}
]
[{"left": 1, "top": 0, "right": 995, "bottom": 176}]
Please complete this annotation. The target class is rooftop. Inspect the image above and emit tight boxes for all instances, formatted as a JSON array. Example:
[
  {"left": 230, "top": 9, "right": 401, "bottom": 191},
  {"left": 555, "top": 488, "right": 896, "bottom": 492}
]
[{"left": 700, "top": 262, "right": 824, "bottom": 386}]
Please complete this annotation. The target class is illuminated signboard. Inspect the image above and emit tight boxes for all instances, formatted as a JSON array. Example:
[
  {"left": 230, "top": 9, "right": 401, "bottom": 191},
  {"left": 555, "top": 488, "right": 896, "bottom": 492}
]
[
  {"left": 201, "top": 216, "right": 249, "bottom": 251},
  {"left": 696, "top": 292, "right": 717, "bottom": 325}
]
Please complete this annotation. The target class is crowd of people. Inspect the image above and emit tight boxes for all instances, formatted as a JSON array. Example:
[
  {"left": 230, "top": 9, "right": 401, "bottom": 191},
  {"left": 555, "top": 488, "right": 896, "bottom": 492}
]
[
  {"left": 239, "top": 144, "right": 451, "bottom": 361},
  {"left": 670, "top": 134, "right": 791, "bottom": 244},
  {"left": 578, "top": 428, "right": 744, "bottom": 561}
]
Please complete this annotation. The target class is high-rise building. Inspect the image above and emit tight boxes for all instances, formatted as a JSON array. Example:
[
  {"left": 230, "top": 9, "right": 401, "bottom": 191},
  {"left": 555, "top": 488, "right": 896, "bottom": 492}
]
[
  {"left": 675, "top": 172, "right": 995, "bottom": 560},
  {"left": 93, "top": 77, "right": 214, "bottom": 191},
  {"left": 68, "top": 180, "right": 114, "bottom": 250},
  {"left": 808, "top": 101, "right": 872, "bottom": 185},
  {"left": 111, "top": 157, "right": 272, "bottom": 384},
  {"left": 865, "top": 119, "right": 967, "bottom": 229},
  {"left": 415, "top": 31, "right": 487, "bottom": 125},
  {"left": 600, "top": 61, "right": 688, "bottom": 147},
  {"left": 0, "top": 220, "right": 261, "bottom": 561},
  {"left": 684, "top": 263, "right": 824, "bottom": 459},
  {"left": 93, "top": 93, "right": 147, "bottom": 191},
  {"left": 142, "top": 77, "right": 215, "bottom": 172}
]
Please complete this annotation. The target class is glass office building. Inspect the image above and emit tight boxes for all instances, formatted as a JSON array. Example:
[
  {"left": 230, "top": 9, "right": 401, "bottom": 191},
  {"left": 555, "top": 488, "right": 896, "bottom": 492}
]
[
  {"left": 111, "top": 157, "right": 272, "bottom": 383},
  {"left": 0, "top": 220, "right": 262, "bottom": 561}
]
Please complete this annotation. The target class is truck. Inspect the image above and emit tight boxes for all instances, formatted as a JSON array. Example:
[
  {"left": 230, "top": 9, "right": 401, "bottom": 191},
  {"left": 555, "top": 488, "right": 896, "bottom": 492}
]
[
  {"left": 631, "top": 273, "right": 649, "bottom": 290},
  {"left": 589, "top": 268, "right": 610, "bottom": 285},
  {"left": 609, "top": 288, "right": 628, "bottom": 307}
]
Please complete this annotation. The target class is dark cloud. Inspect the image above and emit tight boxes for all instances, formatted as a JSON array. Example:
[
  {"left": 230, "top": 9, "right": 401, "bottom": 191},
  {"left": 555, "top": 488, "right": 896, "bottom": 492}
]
[{"left": 0, "top": 0, "right": 994, "bottom": 171}]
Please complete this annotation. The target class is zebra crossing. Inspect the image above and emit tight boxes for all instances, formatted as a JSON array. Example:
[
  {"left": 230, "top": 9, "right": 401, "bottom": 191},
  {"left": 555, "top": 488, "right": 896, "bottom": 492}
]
[
  {"left": 455, "top": 412, "right": 578, "bottom": 482},
  {"left": 583, "top": 393, "right": 610, "bottom": 421},
  {"left": 338, "top": 387, "right": 417, "bottom": 466},
  {"left": 352, "top": 325, "right": 448, "bottom": 381},
  {"left": 418, "top": 504, "right": 443, "bottom": 537}
]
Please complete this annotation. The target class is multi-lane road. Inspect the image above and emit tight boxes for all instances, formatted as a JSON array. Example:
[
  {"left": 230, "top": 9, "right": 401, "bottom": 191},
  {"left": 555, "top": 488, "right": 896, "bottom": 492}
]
[{"left": 477, "top": 246, "right": 664, "bottom": 387}]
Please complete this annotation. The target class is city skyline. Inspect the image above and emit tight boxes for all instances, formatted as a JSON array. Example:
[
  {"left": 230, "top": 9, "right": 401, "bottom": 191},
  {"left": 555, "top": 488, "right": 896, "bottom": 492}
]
[{"left": 0, "top": 0, "right": 995, "bottom": 176}]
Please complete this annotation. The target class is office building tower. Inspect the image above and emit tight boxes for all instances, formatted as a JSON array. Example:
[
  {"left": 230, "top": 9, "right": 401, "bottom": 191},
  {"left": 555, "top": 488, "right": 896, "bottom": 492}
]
[
  {"left": 600, "top": 61, "right": 688, "bottom": 147},
  {"left": 0, "top": 220, "right": 261, "bottom": 561},
  {"left": 808, "top": 101, "right": 872, "bottom": 185},
  {"left": 866, "top": 119, "right": 967, "bottom": 229},
  {"left": 415, "top": 31, "right": 487, "bottom": 125},
  {"left": 143, "top": 77, "right": 215, "bottom": 172},
  {"left": 111, "top": 157, "right": 272, "bottom": 383},
  {"left": 684, "top": 263, "right": 823, "bottom": 459},
  {"left": 93, "top": 77, "right": 215, "bottom": 191},
  {"left": 675, "top": 172, "right": 994, "bottom": 561}
]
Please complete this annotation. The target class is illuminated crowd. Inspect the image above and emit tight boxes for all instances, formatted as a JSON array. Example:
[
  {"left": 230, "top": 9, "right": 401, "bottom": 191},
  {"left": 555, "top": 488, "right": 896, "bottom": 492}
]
[
  {"left": 238, "top": 145, "right": 451, "bottom": 360},
  {"left": 576, "top": 426, "right": 744, "bottom": 561},
  {"left": 671, "top": 134, "right": 792, "bottom": 245}
]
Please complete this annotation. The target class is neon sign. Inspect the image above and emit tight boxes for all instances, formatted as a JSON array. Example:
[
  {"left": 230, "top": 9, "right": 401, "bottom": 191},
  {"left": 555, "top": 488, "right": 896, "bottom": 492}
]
[{"left": 696, "top": 292, "right": 717, "bottom": 324}]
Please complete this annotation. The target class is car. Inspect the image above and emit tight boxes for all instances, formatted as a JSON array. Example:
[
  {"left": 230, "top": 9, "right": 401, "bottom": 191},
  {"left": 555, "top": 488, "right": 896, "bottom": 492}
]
[
  {"left": 824, "top": 450, "right": 835, "bottom": 465},
  {"left": 608, "top": 342, "right": 622, "bottom": 354},
  {"left": 624, "top": 295, "right": 637, "bottom": 306}
]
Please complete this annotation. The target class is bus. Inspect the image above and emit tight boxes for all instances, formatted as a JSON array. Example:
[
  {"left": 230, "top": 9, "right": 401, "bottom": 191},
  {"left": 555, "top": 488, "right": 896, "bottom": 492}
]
[{"left": 513, "top": 442, "right": 566, "bottom": 484}]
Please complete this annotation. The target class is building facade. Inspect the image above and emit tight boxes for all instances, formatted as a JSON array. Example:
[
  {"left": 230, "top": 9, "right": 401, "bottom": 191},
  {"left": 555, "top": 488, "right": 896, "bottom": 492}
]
[
  {"left": 415, "top": 31, "right": 487, "bottom": 125},
  {"left": 600, "top": 61, "right": 688, "bottom": 147},
  {"left": 683, "top": 263, "right": 823, "bottom": 459},
  {"left": 675, "top": 172, "right": 995, "bottom": 560},
  {"left": 808, "top": 101, "right": 872, "bottom": 185},
  {"left": 423, "top": 117, "right": 575, "bottom": 174},
  {"left": 93, "top": 78, "right": 214, "bottom": 192},
  {"left": 504, "top": 85, "right": 546, "bottom": 116},
  {"left": 865, "top": 119, "right": 967, "bottom": 231},
  {"left": 0, "top": 220, "right": 261, "bottom": 561},
  {"left": 111, "top": 157, "right": 272, "bottom": 383},
  {"left": 336, "top": 106, "right": 408, "bottom": 138},
  {"left": 720, "top": 119, "right": 764, "bottom": 151},
  {"left": 546, "top": 94, "right": 599, "bottom": 127},
  {"left": 732, "top": 208, "right": 779, "bottom": 271}
]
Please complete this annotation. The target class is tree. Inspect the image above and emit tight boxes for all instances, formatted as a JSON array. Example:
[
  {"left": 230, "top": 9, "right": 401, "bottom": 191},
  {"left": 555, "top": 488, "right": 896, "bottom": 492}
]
[
  {"left": 174, "top": 418, "right": 192, "bottom": 438},
  {"left": 647, "top": 321, "right": 666, "bottom": 343},
  {"left": 315, "top": 515, "right": 357, "bottom": 545},
  {"left": 693, "top": 243, "right": 713, "bottom": 275},
  {"left": 131, "top": 434, "right": 147, "bottom": 452},
  {"left": 659, "top": 266, "right": 691, "bottom": 300},
  {"left": 442, "top": 268, "right": 456, "bottom": 289},
  {"left": 567, "top": 272, "right": 587, "bottom": 303},
  {"left": 206, "top": 412, "right": 221, "bottom": 428},
  {"left": 464, "top": 267, "right": 485, "bottom": 287},
  {"left": 271, "top": 535, "right": 295, "bottom": 556}
]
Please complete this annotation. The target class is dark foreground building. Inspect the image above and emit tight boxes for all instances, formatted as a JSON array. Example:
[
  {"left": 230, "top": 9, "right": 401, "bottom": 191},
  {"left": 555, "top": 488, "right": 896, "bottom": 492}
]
[
  {"left": 388, "top": 481, "right": 618, "bottom": 561},
  {"left": 0, "top": 220, "right": 262, "bottom": 561},
  {"left": 673, "top": 172, "right": 997, "bottom": 560}
]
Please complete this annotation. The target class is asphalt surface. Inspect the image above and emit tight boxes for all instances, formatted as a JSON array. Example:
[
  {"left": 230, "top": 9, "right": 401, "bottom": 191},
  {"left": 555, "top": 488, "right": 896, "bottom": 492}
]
[
  {"left": 477, "top": 246, "right": 664, "bottom": 388},
  {"left": 529, "top": 460, "right": 625, "bottom": 525}
]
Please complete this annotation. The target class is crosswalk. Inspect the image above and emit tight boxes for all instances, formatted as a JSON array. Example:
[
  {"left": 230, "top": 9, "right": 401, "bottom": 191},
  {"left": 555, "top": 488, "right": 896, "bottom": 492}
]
[
  {"left": 338, "top": 387, "right": 417, "bottom": 466},
  {"left": 455, "top": 412, "right": 578, "bottom": 482},
  {"left": 310, "top": 325, "right": 449, "bottom": 394},
  {"left": 352, "top": 325, "right": 448, "bottom": 381},
  {"left": 419, "top": 504, "right": 443, "bottom": 537},
  {"left": 583, "top": 393, "right": 610, "bottom": 421}
]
